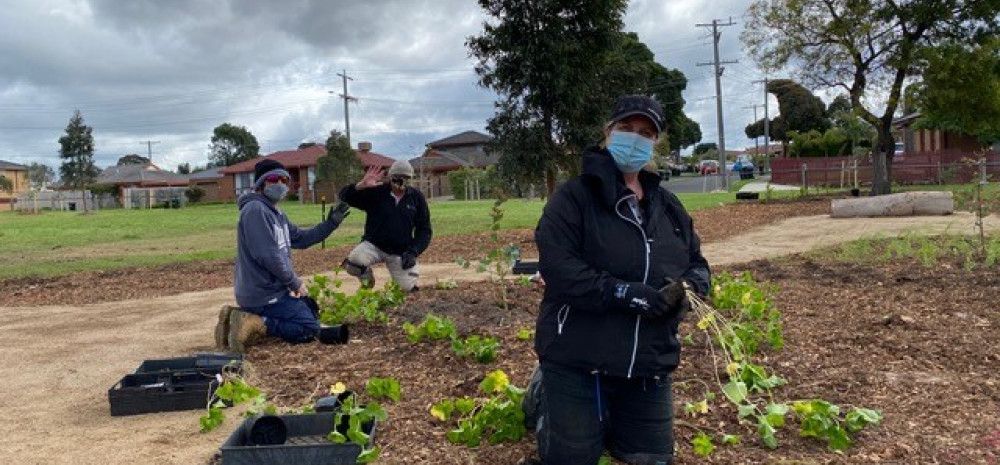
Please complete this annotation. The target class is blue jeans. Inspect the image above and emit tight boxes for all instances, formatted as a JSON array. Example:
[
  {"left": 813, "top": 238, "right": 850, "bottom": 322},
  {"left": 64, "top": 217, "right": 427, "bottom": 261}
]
[
  {"left": 245, "top": 294, "right": 320, "bottom": 343},
  {"left": 537, "top": 362, "right": 674, "bottom": 465}
]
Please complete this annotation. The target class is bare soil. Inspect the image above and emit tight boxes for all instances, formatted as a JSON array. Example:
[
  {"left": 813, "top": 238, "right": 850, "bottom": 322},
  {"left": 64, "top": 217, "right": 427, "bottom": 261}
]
[
  {"left": 246, "top": 257, "right": 1000, "bottom": 464},
  {"left": 0, "top": 200, "right": 829, "bottom": 306}
]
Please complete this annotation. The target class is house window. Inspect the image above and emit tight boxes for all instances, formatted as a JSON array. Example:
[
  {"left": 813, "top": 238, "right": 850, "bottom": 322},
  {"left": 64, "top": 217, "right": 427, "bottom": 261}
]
[
  {"left": 307, "top": 167, "right": 316, "bottom": 190},
  {"left": 235, "top": 172, "right": 254, "bottom": 193}
]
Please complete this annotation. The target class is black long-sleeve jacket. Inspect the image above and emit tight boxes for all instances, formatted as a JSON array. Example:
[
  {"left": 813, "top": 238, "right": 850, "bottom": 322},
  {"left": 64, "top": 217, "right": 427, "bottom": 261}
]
[
  {"left": 534, "top": 147, "right": 711, "bottom": 378},
  {"left": 338, "top": 183, "right": 432, "bottom": 256}
]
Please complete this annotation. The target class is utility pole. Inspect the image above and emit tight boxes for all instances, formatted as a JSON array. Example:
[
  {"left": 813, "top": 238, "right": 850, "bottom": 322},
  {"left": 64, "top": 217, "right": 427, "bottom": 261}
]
[
  {"left": 753, "top": 75, "right": 771, "bottom": 171},
  {"left": 332, "top": 70, "right": 358, "bottom": 148},
  {"left": 742, "top": 104, "right": 763, "bottom": 156},
  {"left": 140, "top": 140, "right": 160, "bottom": 164},
  {"left": 696, "top": 17, "right": 737, "bottom": 189}
]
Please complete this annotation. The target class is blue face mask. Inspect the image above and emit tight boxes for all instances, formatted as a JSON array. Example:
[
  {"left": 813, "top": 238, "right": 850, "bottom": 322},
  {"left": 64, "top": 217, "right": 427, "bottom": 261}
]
[
  {"left": 607, "top": 130, "right": 654, "bottom": 173},
  {"left": 263, "top": 183, "right": 289, "bottom": 202}
]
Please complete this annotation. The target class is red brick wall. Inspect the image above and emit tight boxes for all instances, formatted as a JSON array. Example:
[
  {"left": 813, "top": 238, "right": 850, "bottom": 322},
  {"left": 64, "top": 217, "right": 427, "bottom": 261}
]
[{"left": 218, "top": 175, "right": 236, "bottom": 202}]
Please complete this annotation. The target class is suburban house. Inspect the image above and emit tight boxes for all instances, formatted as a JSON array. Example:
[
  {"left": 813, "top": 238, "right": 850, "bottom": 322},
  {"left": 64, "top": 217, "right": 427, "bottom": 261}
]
[
  {"left": 188, "top": 167, "right": 224, "bottom": 202},
  {"left": 0, "top": 159, "right": 29, "bottom": 209},
  {"left": 96, "top": 162, "right": 191, "bottom": 207},
  {"left": 894, "top": 112, "right": 999, "bottom": 154},
  {"left": 219, "top": 142, "right": 395, "bottom": 203},
  {"left": 410, "top": 130, "right": 497, "bottom": 198}
]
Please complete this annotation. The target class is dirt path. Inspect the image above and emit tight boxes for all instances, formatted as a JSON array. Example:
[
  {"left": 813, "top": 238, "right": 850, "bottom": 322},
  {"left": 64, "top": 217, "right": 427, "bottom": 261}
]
[{"left": 1, "top": 212, "right": 996, "bottom": 465}]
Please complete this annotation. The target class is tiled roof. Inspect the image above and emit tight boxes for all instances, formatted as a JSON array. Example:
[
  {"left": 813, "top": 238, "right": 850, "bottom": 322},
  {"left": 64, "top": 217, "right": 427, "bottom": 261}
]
[
  {"left": 189, "top": 167, "right": 224, "bottom": 181},
  {"left": 97, "top": 163, "right": 190, "bottom": 186},
  {"left": 222, "top": 145, "right": 395, "bottom": 174},
  {"left": 0, "top": 160, "right": 28, "bottom": 171},
  {"left": 426, "top": 130, "right": 492, "bottom": 149}
]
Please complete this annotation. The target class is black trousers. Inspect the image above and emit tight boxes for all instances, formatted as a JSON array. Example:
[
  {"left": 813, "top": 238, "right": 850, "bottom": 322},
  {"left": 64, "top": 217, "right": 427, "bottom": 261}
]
[{"left": 535, "top": 362, "right": 674, "bottom": 465}]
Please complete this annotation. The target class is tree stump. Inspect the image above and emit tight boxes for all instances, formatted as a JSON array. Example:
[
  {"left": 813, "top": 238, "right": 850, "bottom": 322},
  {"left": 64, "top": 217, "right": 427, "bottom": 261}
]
[{"left": 831, "top": 191, "right": 954, "bottom": 218}]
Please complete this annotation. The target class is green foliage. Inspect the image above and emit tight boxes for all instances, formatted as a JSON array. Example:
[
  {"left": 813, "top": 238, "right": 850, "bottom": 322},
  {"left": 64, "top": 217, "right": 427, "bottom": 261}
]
[
  {"left": 199, "top": 371, "right": 275, "bottom": 433},
  {"left": 209, "top": 123, "right": 259, "bottom": 167},
  {"left": 402, "top": 313, "right": 458, "bottom": 343},
  {"left": 448, "top": 167, "right": 500, "bottom": 200},
  {"left": 435, "top": 278, "right": 458, "bottom": 290},
  {"left": 326, "top": 392, "right": 387, "bottom": 463},
  {"left": 515, "top": 328, "right": 534, "bottom": 341},
  {"left": 26, "top": 162, "right": 55, "bottom": 190},
  {"left": 365, "top": 377, "right": 402, "bottom": 403},
  {"left": 787, "top": 128, "right": 851, "bottom": 157},
  {"left": 0, "top": 175, "right": 11, "bottom": 193},
  {"left": 686, "top": 274, "right": 883, "bottom": 451},
  {"left": 58, "top": 110, "right": 98, "bottom": 192},
  {"left": 693, "top": 142, "right": 717, "bottom": 155},
  {"left": 307, "top": 273, "right": 405, "bottom": 325},
  {"left": 432, "top": 370, "right": 526, "bottom": 447},
  {"left": 184, "top": 186, "right": 205, "bottom": 204},
  {"left": 316, "top": 130, "right": 363, "bottom": 191},
  {"left": 452, "top": 335, "right": 500, "bottom": 364},
  {"left": 691, "top": 431, "right": 715, "bottom": 457},
  {"left": 458, "top": 197, "right": 517, "bottom": 310},
  {"left": 914, "top": 38, "right": 1000, "bottom": 144}
]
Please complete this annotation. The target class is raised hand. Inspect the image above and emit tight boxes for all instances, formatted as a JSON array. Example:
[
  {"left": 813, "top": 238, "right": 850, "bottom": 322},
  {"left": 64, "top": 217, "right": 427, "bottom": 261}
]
[{"left": 357, "top": 166, "right": 385, "bottom": 189}]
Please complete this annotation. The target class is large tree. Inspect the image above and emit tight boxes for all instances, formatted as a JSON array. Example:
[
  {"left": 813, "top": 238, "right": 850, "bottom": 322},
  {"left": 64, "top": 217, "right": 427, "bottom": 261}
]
[
  {"left": 913, "top": 38, "right": 1000, "bottom": 145},
  {"left": 316, "top": 129, "right": 363, "bottom": 198},
  {"left": 26, "top": 162, "right": 55, "bottom": 190},
  {"left": 176, "top": 163, "right": 192, "bottom": 174},
  {"left": 58, "top": 110, "right": 98, "bottom": 212},
  {"left": 116, "top": 154, "right": 150, "bottom": 166},
  {"left": 745, "top": 79, "right": 830, "bottom": 155},
  {"left": 209, "top": 123, "right": 260, "bottom": 167},
  {"left": 470, "top": 1, "right": 700, "bottom": 195},
  {"left": 743, "top": 0, "right": 999, "bottom": 195}
]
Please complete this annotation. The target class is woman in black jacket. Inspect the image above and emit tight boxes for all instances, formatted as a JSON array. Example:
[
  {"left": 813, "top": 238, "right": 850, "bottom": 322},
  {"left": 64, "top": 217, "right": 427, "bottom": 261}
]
[{"left": 529, "top": 95, "right": 710, "bottom": 465}]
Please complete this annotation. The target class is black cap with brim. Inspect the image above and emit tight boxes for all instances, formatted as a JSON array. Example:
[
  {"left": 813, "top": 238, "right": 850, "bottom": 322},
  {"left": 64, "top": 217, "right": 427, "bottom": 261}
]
[{"left": 610, "top": 95, "right": 666, "bottom": 134}]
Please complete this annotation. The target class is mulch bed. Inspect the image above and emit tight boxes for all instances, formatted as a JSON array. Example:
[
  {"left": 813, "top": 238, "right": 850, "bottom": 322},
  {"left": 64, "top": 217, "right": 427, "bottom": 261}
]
[
  {"left": 242, "top": 255, "right": 999, "bottom": 464},
  {"left": 1, "top": 200, "right": 830, "bottom": 307}
]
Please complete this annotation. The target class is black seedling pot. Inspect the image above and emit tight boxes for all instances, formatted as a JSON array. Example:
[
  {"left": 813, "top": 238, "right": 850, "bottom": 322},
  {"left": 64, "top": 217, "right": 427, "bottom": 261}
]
[
  {"left": 318, "top": 324, "right": 350, "bottom": 345},
  {"left": 314, "top": 391, "right": 355, "bottom": 412},
  {"left": 851, "top": 188, "right": 861, "bottom": 197},
  {"left": 245, "top": 415, "right": 288, "bottom": 446}
]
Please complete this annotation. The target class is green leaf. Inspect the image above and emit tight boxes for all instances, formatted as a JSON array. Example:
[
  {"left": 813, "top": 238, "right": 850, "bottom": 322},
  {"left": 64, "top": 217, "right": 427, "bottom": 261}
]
[
  {"left": 454, "top": 397, "right": 476, "bottom": 416},
  {"left": 597, "top": 455, "right": 612, "bottom": 465},
  {"left": 845, "top": 408, "right": 882, "bottom": 433},
  {"left": 516, "top": 328, "right": 534, "bottom": 341},
  {"left": 764, "top": 403, "right": 790, "bottom": 428},
  {"left": 366, "top": 377, "right": 402, "bottom": 403},
  {"left": 721, "top": 380, "right": 748, "bottom": 404},
  {"left": 720, "top": 433, "right": 741, "bottom": 445},
  {"left": 356, "top": 446, "right": 380, "bottom": 464},
  {"left": 691, "top": 431, "right": 715, "bottom": 457},
  {"left": 327, "top": 430, "right": 347, "bottom": 444},
  {"left": 737, "top": 403, "right": 756, "bottom": 418},
  {"left": 480, "top": 370, "right": 510, "bottom": 394},
  {"left": 199, "top": 406, "right": 225, "bottom": 433},
  {"left": 757, "top": 416, "right": 779, "bottom": 449},
  {"left": 430, "top": 399, "right": 455, "bottom": 422}
]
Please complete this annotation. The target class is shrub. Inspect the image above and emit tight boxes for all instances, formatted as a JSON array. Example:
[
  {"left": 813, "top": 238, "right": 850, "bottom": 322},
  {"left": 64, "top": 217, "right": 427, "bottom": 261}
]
[{"left": 184, "top": 186, "right": 205, "bottom": 203}]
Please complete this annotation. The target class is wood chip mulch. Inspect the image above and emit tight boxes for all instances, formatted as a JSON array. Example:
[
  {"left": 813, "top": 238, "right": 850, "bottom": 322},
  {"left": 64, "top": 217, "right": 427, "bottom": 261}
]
[{"left": 242, "top": 255, "right": 999, "bottom": 464}]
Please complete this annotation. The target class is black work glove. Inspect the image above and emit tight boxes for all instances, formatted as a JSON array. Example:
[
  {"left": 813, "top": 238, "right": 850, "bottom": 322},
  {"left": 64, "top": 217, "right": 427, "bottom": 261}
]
[
  {"left": 660, "top": 279, "right": 691, "bottom": 317},
  {"left": 326, "top": 201, "right": 350, "bottom": 227},
  {"left": 606, "top": 281, "right": 670, "bottom": 318},
  {"left": 400, "top": 252, "right": 417, "bottom": 270}
]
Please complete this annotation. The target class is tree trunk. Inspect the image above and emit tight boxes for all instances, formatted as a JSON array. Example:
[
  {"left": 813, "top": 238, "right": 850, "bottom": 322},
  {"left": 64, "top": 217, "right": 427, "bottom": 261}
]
[
  {"left": 870, "top": 126, "right": 894, "bottom": 196},
  {"left": 545, "top": 167, "right": 556, "bottom": 197}
]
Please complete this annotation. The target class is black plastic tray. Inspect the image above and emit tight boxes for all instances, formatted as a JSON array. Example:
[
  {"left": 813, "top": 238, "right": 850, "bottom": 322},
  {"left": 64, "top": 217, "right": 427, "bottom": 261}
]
[
  {"left": 135, "top": 352, "right": 242, "bottom": 375},
  {"left": 108, "top": 371, "right": 216, "bottom": 416},
  {"left": 220, "top": 413, "right": 377, "bottom": 465},
  {"left": 512, "top": 260, "right": 539, "bottom": 275}
]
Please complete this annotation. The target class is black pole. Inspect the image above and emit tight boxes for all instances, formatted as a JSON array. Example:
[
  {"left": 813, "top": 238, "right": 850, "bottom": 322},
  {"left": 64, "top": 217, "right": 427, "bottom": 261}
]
[{"left": 320, "top": 196, "right": 327, "bottom": 249}]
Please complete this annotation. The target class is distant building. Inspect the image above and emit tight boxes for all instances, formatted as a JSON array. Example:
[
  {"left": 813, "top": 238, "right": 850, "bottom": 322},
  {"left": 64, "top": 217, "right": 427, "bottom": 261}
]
[
  {"left": 95, "top": 162, "right": 190, "bottom": 205},
  {"left": 894, "top": 112, "right": 995, "bottom": 154},
  {"left": 0, "top": 159, "right": 29, "bottom": 210},
  {"left": 187, "top": 167, "right": 225, "bottom": 202},
  {"left": 219, "top": 142, "right": 395, "bottom": 203},
  {"left": 410, "top": 130, "right": 497, "bottom": 198}
]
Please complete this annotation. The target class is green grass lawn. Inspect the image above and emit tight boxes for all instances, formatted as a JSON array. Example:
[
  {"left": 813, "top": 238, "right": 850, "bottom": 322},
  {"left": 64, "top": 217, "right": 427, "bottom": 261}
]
[{"left": 0, "top": 194, "right": 734, "bottom": 280}]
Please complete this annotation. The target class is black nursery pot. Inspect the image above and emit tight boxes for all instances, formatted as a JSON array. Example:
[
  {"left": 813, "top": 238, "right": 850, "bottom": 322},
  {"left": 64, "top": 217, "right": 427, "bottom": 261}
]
[
  {"left": 245, "top": 415, "right": 288, "bottom": 446},
  {"left": 314, "top": 391, "right": 355, "bottom": 412},
  {"left": 851, "top": 188, "right": 861, "bottom": 197},
  {"left": 318, "top": 324, "right": 350, "bottom": 345}
]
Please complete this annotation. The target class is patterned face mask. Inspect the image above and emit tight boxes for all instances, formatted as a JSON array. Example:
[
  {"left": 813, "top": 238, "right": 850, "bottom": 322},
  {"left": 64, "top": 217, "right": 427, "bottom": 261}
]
[{"left": 263, "top": 183, "right": 289, "bottom": 202}]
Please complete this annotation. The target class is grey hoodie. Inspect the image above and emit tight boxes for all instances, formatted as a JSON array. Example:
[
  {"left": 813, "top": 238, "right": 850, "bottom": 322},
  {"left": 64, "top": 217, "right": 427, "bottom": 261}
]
[{"left": 234, "top": 192, "right": 337, "bottom": 308}]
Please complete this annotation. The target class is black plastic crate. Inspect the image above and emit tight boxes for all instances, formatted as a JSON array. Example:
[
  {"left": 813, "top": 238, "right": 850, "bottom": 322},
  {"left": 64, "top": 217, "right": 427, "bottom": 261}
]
[
  {"left": 135, "top": 352, "right": 242, "bottom": 375},
  {"left": 108, "top": 371, "right": 216, "bottom": 416},
  {"left": 220, "top": 413, "right": 377, "bottom": 465},
  {"left": 512, "top": 260, "right": 539, "bottom": 275}
]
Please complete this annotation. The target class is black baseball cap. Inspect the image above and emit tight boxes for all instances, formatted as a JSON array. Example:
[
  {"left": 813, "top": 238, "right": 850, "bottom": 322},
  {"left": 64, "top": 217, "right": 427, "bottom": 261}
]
[{"left": 610, "top": 95, "right": 665, "bottom": 134}]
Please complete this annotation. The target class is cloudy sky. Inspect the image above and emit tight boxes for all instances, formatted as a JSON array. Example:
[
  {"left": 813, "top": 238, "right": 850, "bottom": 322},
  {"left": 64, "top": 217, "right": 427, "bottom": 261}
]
[{"left": 0, "top": 0, "right": 782, "bottom": 171}]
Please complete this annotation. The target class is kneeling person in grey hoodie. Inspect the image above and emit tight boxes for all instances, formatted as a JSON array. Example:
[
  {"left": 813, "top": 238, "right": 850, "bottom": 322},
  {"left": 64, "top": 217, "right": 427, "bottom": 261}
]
[{"left": 226, "top": 159, "right": 350, "bottom": 351}]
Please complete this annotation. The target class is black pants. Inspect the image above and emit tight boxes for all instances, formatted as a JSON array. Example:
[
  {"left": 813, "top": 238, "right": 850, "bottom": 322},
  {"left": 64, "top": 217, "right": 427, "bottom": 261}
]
[{"left": 536, "top": 362, "right": 674, "bottom": 465}]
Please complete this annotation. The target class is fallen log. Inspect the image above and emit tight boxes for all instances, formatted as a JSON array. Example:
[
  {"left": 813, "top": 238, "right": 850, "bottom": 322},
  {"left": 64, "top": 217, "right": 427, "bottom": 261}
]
[{"left": 831, "top": 191, "right": 954, "bottom": 218}]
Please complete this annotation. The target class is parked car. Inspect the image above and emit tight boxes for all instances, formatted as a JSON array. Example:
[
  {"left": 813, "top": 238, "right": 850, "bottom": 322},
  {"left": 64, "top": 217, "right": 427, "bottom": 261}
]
[
  {"left": 732, "top": 159, "right": 755, "bottom": 173},
  {"left": 698, "top": 160, "right": 719, "bottom": 175}
]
